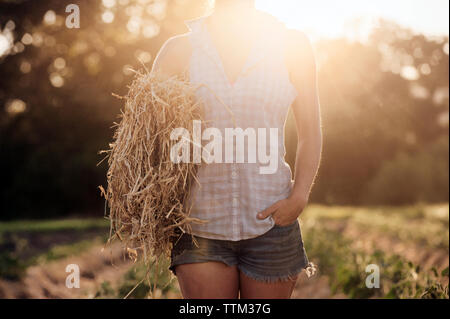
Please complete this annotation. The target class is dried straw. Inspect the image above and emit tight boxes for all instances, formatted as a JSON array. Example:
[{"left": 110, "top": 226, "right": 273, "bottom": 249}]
[{"left": 99, "top": 69, "right": 208, "bottom": 270}]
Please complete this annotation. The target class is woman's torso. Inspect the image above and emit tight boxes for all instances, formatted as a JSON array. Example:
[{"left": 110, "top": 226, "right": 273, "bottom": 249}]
[{"left": 184, "top": 13, "right": 298, "bottom": 241}]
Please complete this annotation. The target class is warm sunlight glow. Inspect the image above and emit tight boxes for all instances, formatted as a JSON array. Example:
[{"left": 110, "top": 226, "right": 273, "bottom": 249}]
[
  {"left": 102, "top": 11, "right": 115, "bottom": 23},
  {"left": 5, "top": 99, "right": 27, "bottom": 115},
  {"left": 256, "top": 0, "right": 449, "bottom": 39},
  {"left": 43, "top": 10, "right": 56, "bottom": 25},
  {"left": 0, "top": 34, "right": 10, "bottom": 57}
]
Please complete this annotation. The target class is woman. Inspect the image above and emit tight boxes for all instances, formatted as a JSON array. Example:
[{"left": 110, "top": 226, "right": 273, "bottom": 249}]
[{"left": 152, "top": 0, "right": 322, "bottom": 299}]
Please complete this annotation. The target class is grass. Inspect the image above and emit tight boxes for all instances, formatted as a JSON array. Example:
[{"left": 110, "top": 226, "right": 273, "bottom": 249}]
[
  {"left": 1, "top": 205, "right": 448, "bottom": 299},
  {"left": 301, "top": 216, "right": 449, "bottom": 299},
  {"left": 33, "top": 236, "right": 107, "bottom": 264},
  {"left": 0, "top": 218, "right": 109, "bottom": 233},
  {"left": 0, "top": 218, "right": 109, "bottom": 280},
  {"left": 94, "top": 257, "right": 180, "bottom": 299},
  {"left": 302, "top": 204, "right": 449, "bottom": 249},
  {"left": 94, "top": 204, "right": 448, "bottom": 299},
  {"left": 0, "top": 235, "right": 106, "bottom": 280},
  {"left": 0, "top": 251, "right": 28, "bottom": 280},
  {"left": 303, "top": 203, "right": 449, "bottom": 221}
]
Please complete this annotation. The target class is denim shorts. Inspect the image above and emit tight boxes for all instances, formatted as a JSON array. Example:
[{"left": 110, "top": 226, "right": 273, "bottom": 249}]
[{"left": 169, "top": 219, "right": 310, "bottom": 283}]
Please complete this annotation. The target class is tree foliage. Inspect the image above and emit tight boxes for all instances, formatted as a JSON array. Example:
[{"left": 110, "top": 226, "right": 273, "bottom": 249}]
[{"left": 0, "top": 2, "right": 448, "bottom": 219}]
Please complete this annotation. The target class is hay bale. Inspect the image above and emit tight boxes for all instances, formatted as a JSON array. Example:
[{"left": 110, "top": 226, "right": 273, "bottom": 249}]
[{"left": 100, "top": 70, "right": 207, "bottom": 265}]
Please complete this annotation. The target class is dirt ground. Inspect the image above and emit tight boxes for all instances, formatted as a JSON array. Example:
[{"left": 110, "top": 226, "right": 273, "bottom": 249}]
[
  {"left": 0, "top": 240, "right": 341, "bottom": 299},
  {"left": 1, "top": 219, "right": 447, "bottom": 299},
  {"left": 0, "top": 242, "right": 132, "bottom": 299},
  {"left": 322, "top": 219, "right": 449, "bottom": 271}
]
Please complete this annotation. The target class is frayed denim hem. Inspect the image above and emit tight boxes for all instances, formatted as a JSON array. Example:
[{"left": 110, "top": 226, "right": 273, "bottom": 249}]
[
  {"left": 238, "top": 261, "right": 318, "bottom": 284},
  {"left": 169, "top": 251, "right": 238, "bottom": 276},
  {"left": 238, "top": 265, "right": 301, "bottom": 283},
  {"left": 304, "top": 262, "right": 318, "bottom": 278}
]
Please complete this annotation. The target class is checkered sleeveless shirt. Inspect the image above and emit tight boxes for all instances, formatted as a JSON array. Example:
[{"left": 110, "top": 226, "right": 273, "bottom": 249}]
[{"left": 185, "top": 16, "right": 298, "bottom": 241}]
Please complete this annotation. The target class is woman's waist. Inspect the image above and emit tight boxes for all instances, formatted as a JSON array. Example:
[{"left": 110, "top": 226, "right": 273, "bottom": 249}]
[
  {"left": 193, "top": 161, "right": 292, "bottom": 181},
  {"left": 187, "top": 171, "right": 293, "bottom": 208}
]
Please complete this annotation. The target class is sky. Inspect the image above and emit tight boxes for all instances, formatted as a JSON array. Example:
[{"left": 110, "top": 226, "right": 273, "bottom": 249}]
[
  {"left": 1, "top": 0, "right": 449, "bottom": 57},
  {"left": 256, "top": 0, "right": 450, "bottom": 39}
]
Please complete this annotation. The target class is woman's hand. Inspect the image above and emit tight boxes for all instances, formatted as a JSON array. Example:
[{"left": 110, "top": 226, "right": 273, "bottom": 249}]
[{"left": 256, "top": 195, "right": 308, "bottom": 226}]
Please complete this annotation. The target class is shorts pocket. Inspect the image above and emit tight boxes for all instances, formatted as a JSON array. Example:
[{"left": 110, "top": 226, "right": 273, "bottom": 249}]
[{"left": 272, "top": 219, "right": 299, "bottom": 233}]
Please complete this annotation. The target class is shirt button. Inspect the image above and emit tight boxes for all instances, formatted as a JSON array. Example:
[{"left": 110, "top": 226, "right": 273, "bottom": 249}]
[{"left": 231, "top": 171, "right": 238, "bottom": 179}]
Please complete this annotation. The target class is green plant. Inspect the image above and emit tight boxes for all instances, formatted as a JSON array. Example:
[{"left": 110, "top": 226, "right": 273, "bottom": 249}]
[
  {"left": 94, "top": 257, "right": 180, "bottom": 299},
  {"left": 0, "top": 234, "right": 29, "bottom": 280},
  {"left": 303, "top": 223, "right": 449, "bottom": 299},
  {"left": 94, "top": 281, "right": 116, "bottom": 299}
]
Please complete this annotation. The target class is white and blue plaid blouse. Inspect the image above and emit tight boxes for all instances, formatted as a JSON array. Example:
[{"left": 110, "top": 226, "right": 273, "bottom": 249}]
[{"left": 185, "top": 15, "right": 298, "bottom": 241}]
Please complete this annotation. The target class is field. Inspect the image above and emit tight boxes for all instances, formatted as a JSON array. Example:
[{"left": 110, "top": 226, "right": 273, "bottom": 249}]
[{"left": 0, "top": 204, "right": 448, "bottom": 299}]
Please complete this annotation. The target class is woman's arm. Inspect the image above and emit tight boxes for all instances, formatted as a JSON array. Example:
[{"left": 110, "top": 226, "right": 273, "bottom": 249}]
[
  {"left": 257, "top": 30, "right": 323, "bottom": 226},
  {"left": 287, "top": 31, "right": 323, "bottom": 206}
]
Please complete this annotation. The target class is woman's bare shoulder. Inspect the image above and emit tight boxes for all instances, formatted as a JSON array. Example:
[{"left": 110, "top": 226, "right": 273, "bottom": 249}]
[
  {"left": 255, "top": 12, "right": 315, "bottom": 72},
  {"left": 151, "top": 33, "right": 192, "bottom": 76},
  {"left": 285, "top": 29, "right": 314, "bottom": 59},
  {"left": 284, "top": 29, "right": 316, "bottom": 74}
]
